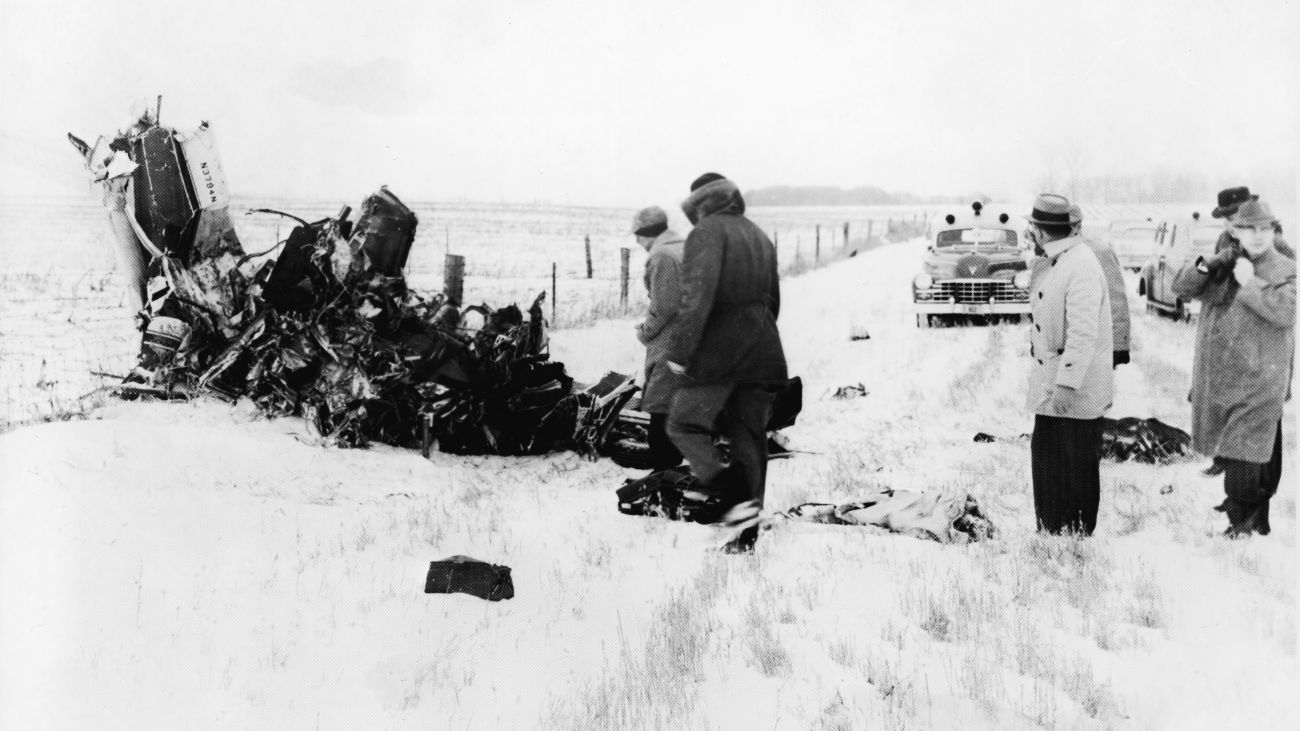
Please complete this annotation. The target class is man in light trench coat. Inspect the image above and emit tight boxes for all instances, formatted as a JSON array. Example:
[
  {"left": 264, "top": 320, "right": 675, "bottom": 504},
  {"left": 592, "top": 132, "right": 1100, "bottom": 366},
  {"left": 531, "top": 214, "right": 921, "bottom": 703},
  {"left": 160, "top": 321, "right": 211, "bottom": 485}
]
[
  {"left": 630, "top": 205, "right": 685, "bottom": 470},
  {"left": 1173, "top": 196, "right": 1295, "bottom": 537},
  {"left": 1025, "top": 194, "right": 1114, "bottom": 535}
]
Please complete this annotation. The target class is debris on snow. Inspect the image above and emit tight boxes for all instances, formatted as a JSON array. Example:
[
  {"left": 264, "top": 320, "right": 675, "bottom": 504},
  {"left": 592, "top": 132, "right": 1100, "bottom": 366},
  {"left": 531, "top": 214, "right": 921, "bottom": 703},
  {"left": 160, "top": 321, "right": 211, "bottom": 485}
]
[
  {"left": 828, "top": 383, "right": 869, "bottom": 400},
  {"left": 424, "top": 556, "right": 514, "bottom": 601},
  {"left": 68, "top": 102, "right": 639, "bottom": 459},
  {"left": 768, "top": 490, "right": 995, "bottom": 543}
]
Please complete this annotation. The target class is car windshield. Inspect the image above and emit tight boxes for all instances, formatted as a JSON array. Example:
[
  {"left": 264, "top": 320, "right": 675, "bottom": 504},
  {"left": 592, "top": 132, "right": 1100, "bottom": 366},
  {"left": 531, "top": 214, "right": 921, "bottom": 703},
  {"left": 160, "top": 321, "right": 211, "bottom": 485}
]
[
  {"left": 936, "top": 228, "right": 1018, "bottom": 248},
  {"left": 1113, "top": 226, "right": 1159, "bottom": 240}
]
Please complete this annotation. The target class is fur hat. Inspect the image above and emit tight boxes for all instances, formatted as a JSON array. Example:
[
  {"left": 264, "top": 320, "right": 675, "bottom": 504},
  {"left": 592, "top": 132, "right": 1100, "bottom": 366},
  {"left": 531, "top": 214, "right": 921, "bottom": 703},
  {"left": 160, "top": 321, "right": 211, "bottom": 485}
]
[
  {"left": 1231, "top": 198, "right": 1276, "bottom": 228},
  {"left": 630, "top": 206, "right": 668, "bottom": 236},
  {"left": 682, "top": 174, "right": 743, "bottom": 224},
  {"left": 690, "top": 172, "right": 727, "bottom": 192},
  {"left": 1024, "top": 193, "right": 1080, "bottom": 226},
  {"left": 1212, "top": 186, "right": 1257, "bottom": 219}
]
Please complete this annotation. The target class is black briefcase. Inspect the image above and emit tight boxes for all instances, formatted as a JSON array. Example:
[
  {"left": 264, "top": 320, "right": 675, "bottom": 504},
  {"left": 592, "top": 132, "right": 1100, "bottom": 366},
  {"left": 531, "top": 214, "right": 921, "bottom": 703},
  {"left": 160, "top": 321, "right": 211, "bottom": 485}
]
[{"left": 424, "top": 556, "right": 514, "bottom": 601}]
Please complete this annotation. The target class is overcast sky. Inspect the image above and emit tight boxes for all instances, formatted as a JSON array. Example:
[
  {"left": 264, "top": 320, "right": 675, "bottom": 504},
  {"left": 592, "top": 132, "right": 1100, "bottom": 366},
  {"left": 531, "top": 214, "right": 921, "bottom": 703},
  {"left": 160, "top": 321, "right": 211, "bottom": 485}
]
[{"left": 1, "top": 0, "right": 1295, "bottom": 207}]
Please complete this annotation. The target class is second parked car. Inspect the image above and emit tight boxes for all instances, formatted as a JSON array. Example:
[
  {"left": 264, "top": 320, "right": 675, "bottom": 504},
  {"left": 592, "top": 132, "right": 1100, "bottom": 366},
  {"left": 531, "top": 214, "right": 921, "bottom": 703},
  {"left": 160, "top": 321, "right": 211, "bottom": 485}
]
[{"left": 1139, "top": 214, "right": 1221, "bottom": 321}]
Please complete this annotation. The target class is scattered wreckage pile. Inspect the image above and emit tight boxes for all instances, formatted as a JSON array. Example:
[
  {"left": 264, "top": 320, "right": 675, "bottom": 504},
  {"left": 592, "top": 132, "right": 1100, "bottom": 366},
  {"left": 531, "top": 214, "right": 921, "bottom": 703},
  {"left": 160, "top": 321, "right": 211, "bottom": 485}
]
[{"left": 71, "top": 105, "right": 632, "bottom": 457}]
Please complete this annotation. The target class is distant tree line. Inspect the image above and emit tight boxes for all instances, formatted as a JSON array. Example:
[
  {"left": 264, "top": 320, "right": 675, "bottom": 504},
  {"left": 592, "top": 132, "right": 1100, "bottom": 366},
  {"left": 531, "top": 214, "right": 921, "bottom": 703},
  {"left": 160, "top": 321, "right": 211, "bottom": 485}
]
[
  {"left": 744, "top": 185, "right": 989, "bottom": 207},
  {"left": 1067, "top": 171, "right": 1211, "bottom": 204}
]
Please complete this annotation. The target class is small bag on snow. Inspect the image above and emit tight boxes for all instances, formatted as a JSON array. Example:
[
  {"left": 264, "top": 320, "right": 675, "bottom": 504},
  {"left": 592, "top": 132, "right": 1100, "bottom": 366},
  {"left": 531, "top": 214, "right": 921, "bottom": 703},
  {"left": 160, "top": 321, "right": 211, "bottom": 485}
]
[{"left": 424, "top": 555, "right": 514, "bottom": 601}]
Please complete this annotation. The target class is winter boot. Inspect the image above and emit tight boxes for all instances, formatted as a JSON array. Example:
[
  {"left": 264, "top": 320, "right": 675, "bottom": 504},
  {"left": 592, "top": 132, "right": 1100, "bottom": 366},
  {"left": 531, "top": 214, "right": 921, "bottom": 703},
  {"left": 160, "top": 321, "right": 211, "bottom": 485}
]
[
  {"left": 1255, "top": 499, "right": 1271, "bottom": 536},
  {"left": 1202, "top": 457, "right": 1227, "bottom": 477},
  {"left": 717, "top": 499, "right": 763, "bottom": 554},
  {"left": 721, "top": 525, "right": 760, "bottom": 554},
  {"left": 1223, "top": 500, "right": 1261, "bottom": 539}
]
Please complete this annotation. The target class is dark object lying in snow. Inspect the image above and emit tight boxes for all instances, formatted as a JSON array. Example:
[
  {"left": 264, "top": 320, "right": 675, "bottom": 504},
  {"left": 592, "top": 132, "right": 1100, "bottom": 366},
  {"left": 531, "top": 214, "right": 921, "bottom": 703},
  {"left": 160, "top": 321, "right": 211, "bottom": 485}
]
[
  {"left": 769, "top": 490, "right": 995, "bottom": 544},
  {"left": 1100, "top": 417, "right": 1193, "bottom": 464},
  {"left": 616, "top": 467, "right": 728, "bottom": 524},
  {"left": 829, "top": 383, "right": 868, "bottom": 400},
  {"left": 972, "top": 418, "right": 1193, "bottom": 464},
  {"left": 603, "top": 377, "right": 803, "bottom": 469},
  {"left": 424, "top": 556, "right": 514, "bottom": 601}
]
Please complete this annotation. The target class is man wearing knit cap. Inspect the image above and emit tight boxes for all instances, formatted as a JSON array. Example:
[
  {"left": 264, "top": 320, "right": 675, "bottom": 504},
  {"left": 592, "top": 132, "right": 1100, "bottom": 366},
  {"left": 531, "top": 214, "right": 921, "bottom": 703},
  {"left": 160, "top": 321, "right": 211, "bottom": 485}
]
[
  {"left": 666, "top": 172, "right": 787, "bottom": 553},
  {"left": 630, "top": 205, "right": 686, "bottom": 470}
]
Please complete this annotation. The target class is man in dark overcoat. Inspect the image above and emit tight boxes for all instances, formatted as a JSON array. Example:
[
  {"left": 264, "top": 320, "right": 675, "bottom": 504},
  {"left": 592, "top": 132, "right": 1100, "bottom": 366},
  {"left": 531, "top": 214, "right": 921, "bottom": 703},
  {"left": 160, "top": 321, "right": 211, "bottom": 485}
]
[
  {"left": 1173, "top": 196, "right": 1295, "bottom": 536},
  {"left": 666, "top": 173, "right": 787, "bottom": 553}
]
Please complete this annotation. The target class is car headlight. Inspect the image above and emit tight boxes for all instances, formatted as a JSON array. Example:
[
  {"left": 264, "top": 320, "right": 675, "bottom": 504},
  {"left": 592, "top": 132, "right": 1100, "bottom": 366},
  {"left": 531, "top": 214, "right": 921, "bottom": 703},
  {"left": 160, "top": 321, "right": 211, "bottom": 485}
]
[
  {"left": 914, "top": 273, "right": 933, "bottom": 289},
  {"left": 1013, "top": 270, "right": 1031, "bottom": 289}
]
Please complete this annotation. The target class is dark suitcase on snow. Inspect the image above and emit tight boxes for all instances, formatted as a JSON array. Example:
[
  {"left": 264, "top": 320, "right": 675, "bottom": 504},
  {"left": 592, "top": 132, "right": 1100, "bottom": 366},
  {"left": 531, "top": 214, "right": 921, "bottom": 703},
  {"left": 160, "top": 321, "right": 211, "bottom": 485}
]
[{"left": 424, "top": 556, "right": 514, "bottom": 601}]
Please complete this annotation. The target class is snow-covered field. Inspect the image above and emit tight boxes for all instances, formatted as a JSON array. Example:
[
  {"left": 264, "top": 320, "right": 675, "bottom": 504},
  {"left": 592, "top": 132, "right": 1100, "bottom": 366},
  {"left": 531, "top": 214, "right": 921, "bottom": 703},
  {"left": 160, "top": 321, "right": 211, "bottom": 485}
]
[{"left": 1, "top": 215, "right": 1296, "bottom": 729}]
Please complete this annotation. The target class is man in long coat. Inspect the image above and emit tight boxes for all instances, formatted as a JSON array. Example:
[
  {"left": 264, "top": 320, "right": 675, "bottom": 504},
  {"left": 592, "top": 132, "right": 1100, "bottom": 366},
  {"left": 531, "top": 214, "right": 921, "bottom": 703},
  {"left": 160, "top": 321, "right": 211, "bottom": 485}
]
[
  {"left": 1070, "top": 205, "right": 1131, "bottom": 367},
  {"left": 1173, "top": 197, "right": 1295, "bottom": 536},
  {"left": 666, "top": 172, "right": 787, "bottom": 553},
  {"left": 630, "top": 205, "right": 685, "bottom": 469},
  {"left": 1025, "top": 194, "right": 1114, "bottom": 535}
]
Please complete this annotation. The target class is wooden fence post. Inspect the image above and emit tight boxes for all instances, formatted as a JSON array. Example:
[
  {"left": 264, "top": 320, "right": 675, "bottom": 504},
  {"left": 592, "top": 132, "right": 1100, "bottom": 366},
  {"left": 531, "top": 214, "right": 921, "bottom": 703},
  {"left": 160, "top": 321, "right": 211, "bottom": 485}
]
[
  {"left": 584, "top": 235, "right": 593, "bottom": 279},
  {"left": 551, "top": 262, "right": 557, "bottom": 322},
  {"left": 843, "top": 221, "right": 850, "bottom": 248},
  {"left": 443, "top": 254, "right": 465, "bottom": 305},
  {"left": 620, "top": 247, "right": 630, "bottom": 308},
  {"left": 815, "top": 225, "right": 821, "bottom": 262},
  {"left": 867, "top": 220, "right": 874, "bottom": 241}
]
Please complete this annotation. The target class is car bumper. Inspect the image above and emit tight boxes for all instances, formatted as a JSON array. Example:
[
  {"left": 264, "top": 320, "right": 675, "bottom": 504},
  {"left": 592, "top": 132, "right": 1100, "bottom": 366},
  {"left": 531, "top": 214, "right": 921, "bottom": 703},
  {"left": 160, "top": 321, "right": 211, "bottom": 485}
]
[{"left": 913, "top": 300, "right": 1031, "bottom": 315}]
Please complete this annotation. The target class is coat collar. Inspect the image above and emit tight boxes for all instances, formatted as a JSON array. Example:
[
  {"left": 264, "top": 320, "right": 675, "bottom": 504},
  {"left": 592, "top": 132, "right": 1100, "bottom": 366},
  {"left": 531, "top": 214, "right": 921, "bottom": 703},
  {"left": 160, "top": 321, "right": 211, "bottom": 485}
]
[
  {"left": 1041, "top": 234, "right": 1085, "bottom": 262},
  {"left": 651, "top": 229, "right": 685, "bottom": 250}
]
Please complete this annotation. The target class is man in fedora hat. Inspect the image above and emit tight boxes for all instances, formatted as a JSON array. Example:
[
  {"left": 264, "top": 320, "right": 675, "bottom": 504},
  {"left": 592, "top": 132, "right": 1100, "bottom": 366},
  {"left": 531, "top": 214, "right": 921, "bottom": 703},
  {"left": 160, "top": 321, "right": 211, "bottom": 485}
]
[
  {"left": 630, "top": 205, "right": 686, "bottom": 470},
  {"left": 1173, "top": 196, "right": 1295, "bottom": 537},
  {"left": 1024, "top": 193, "right": 1114, "bottom": 535},
  {"left": 666, "top": 172, "right": 787, "bottom": 553}
]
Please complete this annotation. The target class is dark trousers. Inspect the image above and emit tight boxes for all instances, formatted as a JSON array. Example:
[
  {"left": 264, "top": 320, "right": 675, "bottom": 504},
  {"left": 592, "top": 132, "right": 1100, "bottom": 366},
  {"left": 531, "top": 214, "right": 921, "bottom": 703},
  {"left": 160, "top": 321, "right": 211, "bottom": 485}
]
[
  {"left": 646, "top": 412, "right": 684, "bottom": 470},
  {"left": 1031, "top": 415, "right": 1103, "bottom": 535},
  {"left": 666, "top": 382, "right": 775, "bottom": 508},
  {"left": 1222, "top": 421, "right": 1283, "bottom": 535}
]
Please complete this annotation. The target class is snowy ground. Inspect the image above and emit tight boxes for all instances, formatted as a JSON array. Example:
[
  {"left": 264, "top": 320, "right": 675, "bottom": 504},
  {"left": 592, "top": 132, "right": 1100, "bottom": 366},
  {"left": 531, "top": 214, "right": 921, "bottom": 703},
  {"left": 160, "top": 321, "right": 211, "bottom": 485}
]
[{"left": 1, "top": 236, "right": 1295, "bottom": 729}]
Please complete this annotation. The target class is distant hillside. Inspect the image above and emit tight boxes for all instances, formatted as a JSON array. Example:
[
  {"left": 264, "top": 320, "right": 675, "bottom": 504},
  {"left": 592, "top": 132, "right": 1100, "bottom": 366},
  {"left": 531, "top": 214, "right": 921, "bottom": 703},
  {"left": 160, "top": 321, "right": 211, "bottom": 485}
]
[{"left": 744, "top": 185, "right": 989, "bottom": 207}]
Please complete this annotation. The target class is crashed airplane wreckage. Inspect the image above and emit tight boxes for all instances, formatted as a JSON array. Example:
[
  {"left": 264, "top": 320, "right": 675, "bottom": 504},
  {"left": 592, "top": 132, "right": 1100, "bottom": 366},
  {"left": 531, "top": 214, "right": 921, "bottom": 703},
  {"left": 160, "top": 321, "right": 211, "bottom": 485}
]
[{"left": 69, "top": 103, "right": 636, "bottom": 456}]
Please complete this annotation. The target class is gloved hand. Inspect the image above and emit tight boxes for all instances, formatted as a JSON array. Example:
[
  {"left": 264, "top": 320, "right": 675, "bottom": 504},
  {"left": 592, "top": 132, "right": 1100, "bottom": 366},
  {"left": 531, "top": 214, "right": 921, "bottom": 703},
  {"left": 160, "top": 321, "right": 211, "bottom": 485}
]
[
  {"left": 1112, "top": 350, "right": 1130, "bottom": 368},
  {"left": 1196, "top": 247, "right": 1239, "bottom": 276},
  {"left": 1232, "top": 257, "right": 1255, "bottom": 286},
  {"left": 667, "top": 361, "right": 686, "bottom": 376},
  {"left": 1051, "top": 384, "right": 1082, "bottom": 415}
]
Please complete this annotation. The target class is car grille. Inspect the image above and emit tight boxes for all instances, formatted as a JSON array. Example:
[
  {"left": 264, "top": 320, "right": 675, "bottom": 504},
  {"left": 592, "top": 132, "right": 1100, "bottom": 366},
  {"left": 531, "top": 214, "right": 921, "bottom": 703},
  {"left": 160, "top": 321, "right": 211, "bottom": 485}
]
[{"left": 929, "top": 280, "right": 1029, "bottom": 303}]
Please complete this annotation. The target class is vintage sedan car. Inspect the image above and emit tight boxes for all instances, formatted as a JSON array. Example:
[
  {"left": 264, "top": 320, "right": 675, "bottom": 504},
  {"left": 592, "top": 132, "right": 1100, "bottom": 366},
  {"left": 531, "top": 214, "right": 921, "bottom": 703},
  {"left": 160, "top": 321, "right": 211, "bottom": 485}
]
[
  {"left": 1138, "top": 213, "right": 1221, "bottom": 321},
  {"left": 912, "top": 202, "right": 1031, "bottom": 327},
  {"left": 1106, "top": 218, "right": 1165, "bottom": 271}
]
